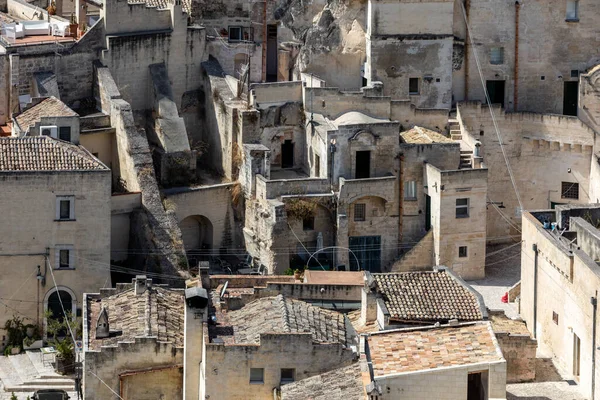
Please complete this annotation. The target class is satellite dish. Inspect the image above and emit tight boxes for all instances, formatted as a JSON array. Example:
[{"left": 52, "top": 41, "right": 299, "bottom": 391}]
[{"left": 220, "top": 281, "right": 229, "bottom": 299}]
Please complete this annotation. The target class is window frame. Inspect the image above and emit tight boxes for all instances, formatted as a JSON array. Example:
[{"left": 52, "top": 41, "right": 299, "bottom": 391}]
[
  {"left": 561, "top": 181, "right": 579, "bottom": 199},
  {"left": 455, "top": 198, "right": 470, "bottom": 219},
  {"left": 302, "top": 215, "right": 315, "bottom": 231},
  {"left": 228, "top": 26, "right": 243, "bottom": 42},
  {"left": 566, "top": 0, "right": 579, "bottom": 21},
  {"left": 409, "top": 78, "right": 420, "bottom": 95},
  {"left": 55, "top": 195, "right": 75, "bottom": 221},
  {"left": 55, "top": 245, "right": 75, "bottom": 269},
  {"left": 280, "top": 368, "right": 295, "bottom": 384},
  {"left": 490, "top": 47, "right": 504, "bottom": 65},
  {"left": 459, "top": 246, "right": 468, "bottom": 258},
  {"left": 58, "top": 126, "right": 72, "bottom": 142},
  {"left": 404, "top": 180, "right": 417, "bottom": 200},
  {"left": 249, "top": 367, "right": 264, "bottom": 384},
  {"left": 354, "top": 203, "right": 366, "bottom": 222}
]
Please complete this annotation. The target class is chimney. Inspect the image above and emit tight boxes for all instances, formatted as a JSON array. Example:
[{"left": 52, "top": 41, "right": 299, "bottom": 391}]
[
  {"left": 184, "top": 283, "right": 208, "bottom": 400},
  {"left": 361, "top": 272, "right": 378, "bottom": 325},
  {"left": 95, "top": 307, "right": 109, "bottom": 339},
  {"left": 134, "top": 275, "right": 150, "bottom": 295}
]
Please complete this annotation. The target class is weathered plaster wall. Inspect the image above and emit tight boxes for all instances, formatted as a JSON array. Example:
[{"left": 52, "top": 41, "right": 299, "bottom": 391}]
[
  {"left": 84, "top": 338, "right": 183, "bottom": 400},
  {"left": 203, "top": 333, "right": 354, "bottom": 400}
]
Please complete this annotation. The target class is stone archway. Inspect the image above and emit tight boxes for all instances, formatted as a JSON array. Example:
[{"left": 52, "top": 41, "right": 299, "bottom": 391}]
[
  {"left": 44, "top": 286, "right": 77, "bottom": 337},
  {"left": 180, "top": 215, "right": 214, "bottom": 255}
]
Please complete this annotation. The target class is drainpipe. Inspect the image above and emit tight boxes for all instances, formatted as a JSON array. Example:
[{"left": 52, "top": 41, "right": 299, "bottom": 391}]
[
  {"left": 592, "top": 292, "right": 598, "bottom": 400},
  {"left": 532, "top": 243, "right": 538, "bottom": 339},
  {"left": 464, "top": 0, "right": 470, "bottom": 99},
  {"left": 514, "top": 1, "right": 520, "bottom": 111}
]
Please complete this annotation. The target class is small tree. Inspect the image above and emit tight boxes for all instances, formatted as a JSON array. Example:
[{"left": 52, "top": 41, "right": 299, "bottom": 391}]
[{"left": 45, "top": 310, "right": 80, "bottom": 374}]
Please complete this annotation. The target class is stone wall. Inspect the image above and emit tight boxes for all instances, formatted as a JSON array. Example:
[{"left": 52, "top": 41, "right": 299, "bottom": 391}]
[
  {"left": 203, "top": 333, "right": 354, "bottom": 400},
  {"left": 111, "top": 192, "right": 142, "bottom": 262},
  {"left": 0, "top": 170, "right": 111, "bottom": 339},
  {"left": 96, "top": 64, "right": 188, "bottom": 285},
  {"left": 84, "top": 338, "right": 183, "bottom": 400},
  {"left": 458, "top": 102, "right": 594, "bottom": 242},
  {"left": 494, "top": 332, "right": 536, "bottom": 383},
  {"left": 391, "top": 230, "right": 434, "bottom": 272}
]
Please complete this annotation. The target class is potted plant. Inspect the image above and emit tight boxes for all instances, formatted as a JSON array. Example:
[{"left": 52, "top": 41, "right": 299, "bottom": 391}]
[
  {"left": 3, "top": 315, "right": 25, "bottom": 356},
  {"left": 46, "top": 311, "right": 79, "bottom": 375},
  {"left": 23, "top": 325, "right": 43, "bottom": 350},
  {"left": 293, "top": 269, "right": 302, "bottom": 280},
  {"left": 68, "top": 13, "right": 78, "bottom": 38},
  {"left": 47, "top": 1, "right": 56, "bottom": 15}
]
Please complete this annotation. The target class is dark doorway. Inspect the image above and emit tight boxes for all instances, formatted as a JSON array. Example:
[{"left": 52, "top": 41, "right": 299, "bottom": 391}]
[
  {"left": 467, "top": 372, "right": 486, "bottom": 400},
  {"left": 281, "top": 140, "right": 294, "bottom": 168},
  {"left": 48, "top": 290, "right": 72, "bottom": 336},
  {"left": 349, "top": 236, "right": 381, "bottom": 272},
  {"left": 425, "top": 194, "right": 431, "bottom": 231},
  {"left": 486, "top": 80, "right": 505, "bottom": 108},
  {"left": 355, "top": 151, "right": 371, "bottom": 179},
  {"left": 266, "top": 25, "right": 278, "bottom": 82},
  {"left": 573, "top": 333, "right": 581, "bottom": 381},
  {"left": 563, "top": 81, "right": 579, "bottom": 116}
]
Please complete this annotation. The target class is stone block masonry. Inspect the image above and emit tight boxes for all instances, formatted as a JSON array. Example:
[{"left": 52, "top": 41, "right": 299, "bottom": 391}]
[
  {"left": 392, "top": 231, "right": 434, "bottom": 272},
  {"left": 96, "top": 64, "right": 189, "bottom": 285}
]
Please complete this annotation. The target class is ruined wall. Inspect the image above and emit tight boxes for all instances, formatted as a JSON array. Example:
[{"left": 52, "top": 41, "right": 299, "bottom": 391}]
[
  {"left": 259, "top": 101, "right": 305, "bottom": 171},
  {"left": 203, "top": 333, "right": 354, "bottom": 400},
  {"left": 459, "top": 102, "right": 594, "bottom": 241},
  {"left": 96, "top": 65, "right": 188, "bottom": 284},
  {"left": 494, "top": 332, "right": 536, "bottom": 383},
  {"left": 84, "top": 338, "right": 183, "bottom": 400}
]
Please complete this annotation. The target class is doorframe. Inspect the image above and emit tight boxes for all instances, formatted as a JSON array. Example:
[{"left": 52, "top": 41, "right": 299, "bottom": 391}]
[{"left": 43, "top": 286, "right": 77, "bottom": 338}]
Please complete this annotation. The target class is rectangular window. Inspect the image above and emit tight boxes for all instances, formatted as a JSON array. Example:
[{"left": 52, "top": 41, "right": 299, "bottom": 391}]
[
  {"left": 58, "top": 126, "right": 71, "bottom": 142},
  {"left": 55, "top": 196, "right": 74, "bottom": 220},
  {"left": 566, "top": 0, "right": 579, "bottom": 21},
  {"left": 250, "top": 368, "right": 264, "bottom": 384},
  {"left": 229, "top": 26, "right": 242, "bottom": 42},
  {"left": 459, "top": 246, "right": 468, "bottom": 258},
  {"left": 490, "top": 47, "right": 504, "bottom": 65},
  {"left": 55, "top": 245, "right": 74, "bottom": 269},
  {"left": 409, "top": 78, "right": 419, "bottom": 95},
  {"left": 571, "top": 69, "right": 580, "bottom": 78},
  {"left": 280, "top": 368, "right": 295, "bottom": 384},
  {"left": 456, "top": 198, "right": 470, "bottom": 218},
  {"left": 302, "top": 216, "right": 314, "bottom": 231},
  {"left": 553, "top": 311, "right": 559, "bottom": 325},
  {"left": 314, "top": 154, "right": 320, "bottom": 176},
  {"left": 404, "top": 181, "right": 417, "bottom": 200},
  {"left": 354, "top": 203, "right": 366, "bottom": 222},
  {"left": 561, "top": 182, "right": 579, "bottom": 199}
]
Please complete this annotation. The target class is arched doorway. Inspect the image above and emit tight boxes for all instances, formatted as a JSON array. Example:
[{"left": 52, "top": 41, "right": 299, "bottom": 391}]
[
  {"left": 180, "top": 215, "right": 214, "bottom": 255},
  {"left": 44, "top": 287, "right": 77, "bottom": 337}
]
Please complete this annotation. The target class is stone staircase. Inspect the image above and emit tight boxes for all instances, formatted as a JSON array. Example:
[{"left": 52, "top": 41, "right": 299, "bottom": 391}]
[
  {"left": 0, "top": 351, "right": 75, "bottom": 396},
  {"left": 448, "top": 116, "right": 475, "bottom": 169},
  {"left": 460, "top": 150, "right": 473, "bottom": 169},
  {"left": 448, "top": 118, "right": 462, "bottom": 140}
]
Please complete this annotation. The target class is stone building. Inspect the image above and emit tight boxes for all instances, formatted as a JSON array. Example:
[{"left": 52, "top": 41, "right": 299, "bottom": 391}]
[
  {"left": 11, "top": 96, "right": 79, "bottom": 143},
  {"left": 0, "top": 136, "right": 111, "bottom": 342},
  {"left": 520, "top": 204, "right": 600, "bottom": 399},
  {"left": 364, "top": 321, "right": 507, "bottom": 400},
  {"left": 83, "top": 276, "right": 185, "bottom": 399},
  {"left": 202, "top": 294, "right": 357, "bottom": 399}
]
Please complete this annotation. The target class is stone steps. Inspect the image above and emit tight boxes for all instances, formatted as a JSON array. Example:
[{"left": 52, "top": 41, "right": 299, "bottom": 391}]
[{"left": 0, "top": 352, "right": 74, "bottom": 395}]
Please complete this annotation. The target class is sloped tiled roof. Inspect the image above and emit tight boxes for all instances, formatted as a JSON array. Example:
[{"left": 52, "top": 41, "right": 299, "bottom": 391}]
[
  {"left": 368, "top": 322, "right": 503, "bottom": 375},
  {"left": 373, "top": 270, "right": 484, "bottom": 322},
  {"left": 87, "top": 284, "right": 185, "bottom": 350},
  {"left": 400, "top": 126, "right": 454, "bottom": 144},
  {"left": 0, "top": 137, "right": 107, "bottom": 171},
  {"left": 15, "top": 96, "right": 78, "bottom": 132},
  {"left": 226, "top": 295, "right": 348, "bottom": 345},
  {"left": 281, "top": 362, "right": 367, "bottom": 400}
]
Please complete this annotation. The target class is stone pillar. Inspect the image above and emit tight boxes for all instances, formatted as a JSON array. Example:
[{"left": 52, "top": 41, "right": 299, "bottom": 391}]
[
  {"left": 75, "top": 0, "right": 87, "bottom": 30},
  {"left": 184, "top": 288, "right": 205, "bottom": 400},
  {"left": 277, "top": 49, "right": 290, "bottom": 82},
  {"left": 0, "top": 56, "right": 8, "bottom": 125},
  {"left": 360, "top": 286, "right": 377, "bottom": 325},
  {"left": 336, "top": 212, "right": 349, "bottom": 269}
]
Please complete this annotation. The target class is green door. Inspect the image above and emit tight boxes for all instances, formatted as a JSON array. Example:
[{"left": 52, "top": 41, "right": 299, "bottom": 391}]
[{"left": 349, "top": 236, "right": 381, "bottom": 272}]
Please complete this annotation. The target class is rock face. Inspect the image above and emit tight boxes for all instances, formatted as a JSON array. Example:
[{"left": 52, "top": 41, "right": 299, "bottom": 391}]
[{"left": 274, "top": 0, "right": 367, "bottom": 90}]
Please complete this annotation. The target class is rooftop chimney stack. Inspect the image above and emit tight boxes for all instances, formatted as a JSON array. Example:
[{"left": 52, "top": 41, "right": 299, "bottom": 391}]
[{"left": 135, "top": 275, "right": 149, "bottom": 296}]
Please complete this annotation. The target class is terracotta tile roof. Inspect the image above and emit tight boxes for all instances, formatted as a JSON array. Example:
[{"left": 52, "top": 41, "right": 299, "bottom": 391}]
[
  {"left": 368, "top": 322, "right": 503, "bottom": 376},
  {"left": 303, "top": 271, "right": 365, "bottom": 286},
  {"left": 0, "top": 137, "right": 107, "bottom": 171},
  {"left": 373, "top": 270, "right": 484, "bottom": 322},
  {"left": 281, "top": 363, "right": 367, "bottom": 400},
  {"left": 224, "top": 295, "right": 348, "bottom": 345},
  {"left": 400, "top": 126, "right": 454, "bottom": 144},
  {"left": 15, "top": 96, "right": 78, "bottom": 132},
  {"left": 87, "top": 284, "right": 185, "bottom": 350}
]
